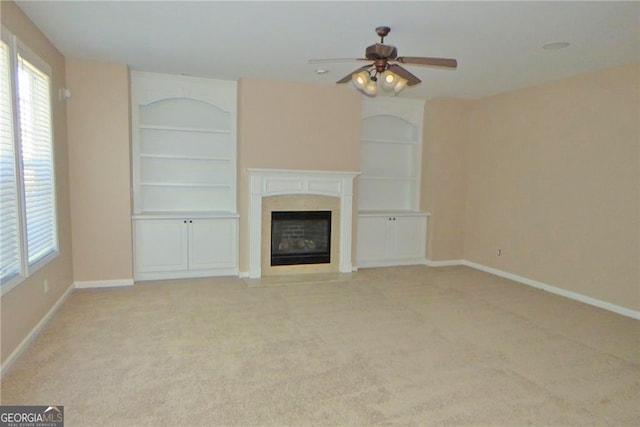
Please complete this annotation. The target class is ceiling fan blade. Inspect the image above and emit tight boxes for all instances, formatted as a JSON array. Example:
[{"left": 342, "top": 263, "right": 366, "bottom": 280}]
[
  {"left": 387, "top": 64, "right": 421, "bottom": 86},
  {"left": 336, "top": 64, "right": 372, "bottom": 84},
  {"left": 396, "top": 56, "right": 457, "bottom": 69}
]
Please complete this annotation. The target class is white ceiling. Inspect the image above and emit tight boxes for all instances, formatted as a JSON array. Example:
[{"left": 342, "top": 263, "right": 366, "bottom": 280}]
[{"left": 15, "top": 0, "right": 640, "bottom": 100}]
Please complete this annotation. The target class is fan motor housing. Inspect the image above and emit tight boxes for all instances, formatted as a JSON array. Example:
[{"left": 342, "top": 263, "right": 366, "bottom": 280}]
[{"left": 366, "top": 43, "right": 398, "bottom": 60}]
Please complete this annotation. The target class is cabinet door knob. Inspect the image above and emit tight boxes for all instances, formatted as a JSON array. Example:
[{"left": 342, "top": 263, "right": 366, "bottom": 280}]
[
  {"left": 183, "top": 220, "right": 187, "bottom": 223},
  {"left": 189, "top": 220, "right": 193, "bottom": 223}
]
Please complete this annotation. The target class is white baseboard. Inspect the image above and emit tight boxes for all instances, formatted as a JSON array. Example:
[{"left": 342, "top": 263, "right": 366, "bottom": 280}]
[
  {"left": 1, "top": 282, "right": 75, "bottom": 379},
  {"left": 357, "top": 258, "right": 428, "bottom": 268},
  {"left": 458, "top": 260, "right": 640, "bottom": 320},
  {"left": 425, "top": 259, "right": 464, "bottom": 267},
  {"left": 74, "top": 278, "right": 134, "bottom": 289},
  {"left": 135, "top": 268, "right": 239, "bottom": 281},
  {"left": 424, "top": 259, "right": 639, "bottom": 320}
]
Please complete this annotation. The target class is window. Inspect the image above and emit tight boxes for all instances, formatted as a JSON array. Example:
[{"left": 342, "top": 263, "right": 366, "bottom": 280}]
[
  {"left": 1, "top": 29, "right": 57, "bottom": 294},
  {"left": 0, "top": 39, "right": 20, "bottom": 285},
  {"left": 18, "top": 53, "right": 57, "bottom": 267}
]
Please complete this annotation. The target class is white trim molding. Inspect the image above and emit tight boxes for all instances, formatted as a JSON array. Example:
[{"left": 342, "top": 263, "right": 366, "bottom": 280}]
[
  {"left": 425, "top": 259, "right": 464, "bottom": 267},
  {"left": 1, "top": 282, "right": 74, "bottom": 378},
  {"left": 74, "top": 279, "right": 134, "bottom": 289},
  {"left": 422, "top": 259, "right": 640, "bottom": 320},
  {"left": 461, "top": 261, "right": 640, "bottom": 320},
  {"left": 359, "top": 258, "right": 429, "bottom": 268},
  {"left": 248, "top": 168, "right": 360, "bottom": 278}
]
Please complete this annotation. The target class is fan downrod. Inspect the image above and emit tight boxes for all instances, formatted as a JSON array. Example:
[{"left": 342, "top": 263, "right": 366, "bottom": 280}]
[{"left": 375, "top": 26, "right": 391, "bottom": 43}]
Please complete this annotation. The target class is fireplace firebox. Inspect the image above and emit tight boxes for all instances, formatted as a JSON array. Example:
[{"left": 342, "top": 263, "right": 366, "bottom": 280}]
[{"left": 271, "top": 211, "right": 331, "bottom": 266}]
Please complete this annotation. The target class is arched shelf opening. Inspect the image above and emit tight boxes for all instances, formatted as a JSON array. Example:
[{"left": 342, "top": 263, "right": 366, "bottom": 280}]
[{"left": 140, "top": 97, "right": 231, "bottom": 131}]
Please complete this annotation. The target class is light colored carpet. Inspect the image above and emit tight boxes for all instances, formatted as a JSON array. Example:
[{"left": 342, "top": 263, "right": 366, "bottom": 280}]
[{"left": 1, "top": 266, "right": 638, "bottom": 426}]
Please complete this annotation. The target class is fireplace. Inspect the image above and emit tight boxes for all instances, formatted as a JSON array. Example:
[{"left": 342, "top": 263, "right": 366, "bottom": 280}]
[
  {"left": 271, "top": 211, "right": 331, "bottom": 266},
  {"left": 248, "top": 168, "right": 359, "bottom": 278}
]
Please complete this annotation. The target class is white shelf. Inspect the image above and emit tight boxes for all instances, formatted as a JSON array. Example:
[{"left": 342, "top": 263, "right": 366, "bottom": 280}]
[
  {"left": 133, "top": 211, "right": 239, "bottom": 220},
  {"left": 360, "top": 175, "right": 416, "bottom": 181},
  {"left": 361, "top": 137, "right": 416, "bottom": 145},
  {"left": 140, "top": 182, "right": 232, "bottom": 188},
  {"left": 138, "top": 125, "right": 230, "bottom": 134},
  {"left": 139, "top": 153, "right": 232, "bottom": 161},
  {"left": 358, "top": 210, "right": 430, "bottom": 217}
]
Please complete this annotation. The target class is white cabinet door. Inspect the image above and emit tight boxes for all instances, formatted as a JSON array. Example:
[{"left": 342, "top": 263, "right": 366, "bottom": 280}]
[
  {"left": 135, "top": 219, "right": 188, "bottom": 273},
  {"left": 392, "top": 216, "right": 426, "bottom": 260},
  {"left": 188, "top": 218, "right": 237, "bottom": 270},
  {"left": 135, "top": 217, "right": 238, "bottom": 279},
  {"left": 357, "top": 213, "right": 428, "bottom": 267},
  {"left": 357, "top": 216, "right": 392, "bottom": 263}
]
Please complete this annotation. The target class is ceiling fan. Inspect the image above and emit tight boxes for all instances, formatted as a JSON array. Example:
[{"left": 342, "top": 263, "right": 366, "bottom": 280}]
[{"left": 311, "top": 26, "right": 457, "bottom": 95}]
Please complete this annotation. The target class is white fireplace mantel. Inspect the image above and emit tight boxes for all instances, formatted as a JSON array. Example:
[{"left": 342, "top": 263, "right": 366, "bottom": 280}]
[{"left": 248, "top": 168, "right": 360, "bottom": 278}]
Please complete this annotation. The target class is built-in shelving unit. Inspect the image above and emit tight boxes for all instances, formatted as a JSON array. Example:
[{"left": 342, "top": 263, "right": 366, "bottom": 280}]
[
  {"left": 358, "top": 98, "right": 424, "bottom": 211},
  {"left": 130, "top": 72, "right": 238, "bottom": 279},
  {"left": 131, "top": 78, "right": 237, "bottom": 214},
  {"left": 357, "top": 97, "right": 429, "bottom": 267}
]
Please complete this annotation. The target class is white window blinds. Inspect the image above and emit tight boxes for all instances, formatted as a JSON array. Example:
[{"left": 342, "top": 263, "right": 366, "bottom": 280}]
[
  {"left": 1, "top": 29, "right": 58, "bottom": 294},
  {"left": 0, "top": 40, "right": 21, "bottom": 284},
  {"left": 17, "top": 53, "right": 57, "bottom": 267}
]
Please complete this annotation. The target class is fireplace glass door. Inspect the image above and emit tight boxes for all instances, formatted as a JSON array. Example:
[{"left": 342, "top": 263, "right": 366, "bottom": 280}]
[{"left": 271, "top": 211, "right": 331, "bottom": 266}]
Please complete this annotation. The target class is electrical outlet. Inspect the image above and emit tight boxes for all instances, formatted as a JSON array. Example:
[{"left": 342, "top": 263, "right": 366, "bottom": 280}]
[{"left": 43, "top": 279, "right": 49, "bottom": 294}]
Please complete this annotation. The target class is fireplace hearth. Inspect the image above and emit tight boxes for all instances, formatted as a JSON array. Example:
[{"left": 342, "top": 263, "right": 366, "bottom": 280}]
[{"left": 271, "top": 211, "right": 331, "bottom": 266}]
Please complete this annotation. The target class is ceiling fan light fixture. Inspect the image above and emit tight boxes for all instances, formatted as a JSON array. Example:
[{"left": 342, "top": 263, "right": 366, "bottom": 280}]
[
  {"left": 329, "top": 26, "right": 457, "bottom": 97},
  {"left": 363, "top": 80, "right": 378, "bottom": 96},
  {"left": 352, "top": 70, "right": 370, "bottom": 90},
  {"left": 393, "top": 77, "right": 408, "bottom": 95},
  {"left": 381, "top": 70, "right": 397, "bottom": 91}
]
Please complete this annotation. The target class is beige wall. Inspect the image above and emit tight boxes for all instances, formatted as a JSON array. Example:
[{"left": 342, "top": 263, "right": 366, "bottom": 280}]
[
  {"left": 1, "top": 1, "right": 74, "bottom": 364},
  {"left": 237, "top": 79, "right": 361, "bottom": 272},
  {"left": 422, "top": 98, "right": 470, "bottom": 261},
  {"left": 462, "top": 64, "right": 640, "bottom": 311},
  {"left": 66, "top": 60, "right": 132, "bottom": 282}
]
